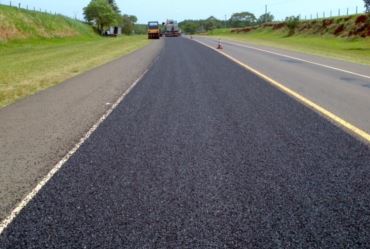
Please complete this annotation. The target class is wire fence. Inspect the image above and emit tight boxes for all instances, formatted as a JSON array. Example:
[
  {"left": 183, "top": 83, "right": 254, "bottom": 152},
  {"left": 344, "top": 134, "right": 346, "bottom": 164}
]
[
  {"left": 0, "top": 1, "right": 83, "bottom": 21},
  {"left": 299, "top": 6, "right": 366, "bottom": 21},
  {"left": 271, "top": 6, "right": 367, "bottom": 22}
]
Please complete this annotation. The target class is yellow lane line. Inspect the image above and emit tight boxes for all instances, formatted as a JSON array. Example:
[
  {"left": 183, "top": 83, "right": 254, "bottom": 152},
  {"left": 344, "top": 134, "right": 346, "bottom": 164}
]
[{"left": 194, "top": 39, "right": 370, "bottom": 144}]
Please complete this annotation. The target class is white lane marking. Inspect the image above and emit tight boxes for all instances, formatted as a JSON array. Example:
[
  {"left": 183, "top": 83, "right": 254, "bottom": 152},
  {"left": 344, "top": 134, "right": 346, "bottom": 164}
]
[
  {"left": 0, "top": 68, "right": 150, "bottom": 235},
  {"left": 202, "top": 37, "right": 370, "bottom": 80}
]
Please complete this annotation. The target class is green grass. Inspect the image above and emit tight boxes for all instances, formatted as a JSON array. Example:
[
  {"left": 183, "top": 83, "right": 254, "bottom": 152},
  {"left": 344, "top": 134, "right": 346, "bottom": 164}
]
[
  {"left": 208, "top": 28, "right": 370, "bottom": 65},
  {"left": 0, "top": 35, "right": 150, "bottom": 107},
  {"left": 0, "top": 5, "right": 96, "bottom": 42}
]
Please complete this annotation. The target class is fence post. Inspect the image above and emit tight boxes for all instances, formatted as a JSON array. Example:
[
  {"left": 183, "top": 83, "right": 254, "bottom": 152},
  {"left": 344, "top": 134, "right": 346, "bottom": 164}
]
[
  {"left": 330, "top": 10, "right": 332, "bottom": 17},
  {"left": 347, "top": 8, "right": 349, "bottom": 16},
  {"left": 9, "top": 1, "right": 11, "bottom": 7},
  {"left": 316, "top": 12, "right": 319, "bottom": 19},
  {"left": 323, "top": 12, "right": 325, "bottom": 18},
  {"left": 18, "top": 2, "right": 20, "bottom": 8},
  {"left": 338, "top": 9, "right": 340, "bottom": 16},
  {"left": 356, "top": 6, "right": 358, "bottom": 14}
]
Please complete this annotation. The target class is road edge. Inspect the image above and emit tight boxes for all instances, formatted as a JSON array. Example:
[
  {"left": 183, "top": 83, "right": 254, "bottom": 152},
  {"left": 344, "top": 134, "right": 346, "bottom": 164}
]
[{"left": 0, "top": 55, "right": 158, "bottom": 235}]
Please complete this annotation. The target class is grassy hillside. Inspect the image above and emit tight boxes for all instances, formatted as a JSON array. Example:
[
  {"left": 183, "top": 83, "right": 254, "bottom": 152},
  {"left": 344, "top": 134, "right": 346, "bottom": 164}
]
[
  {"left": 0, "top": 5, "right": 150, "bottom": 108},
  {"left": 208, "top": 14, "right": 370, "bottom": 65},
  {"left": 0, "top": 5, "right": 96, "bottom": 42}
]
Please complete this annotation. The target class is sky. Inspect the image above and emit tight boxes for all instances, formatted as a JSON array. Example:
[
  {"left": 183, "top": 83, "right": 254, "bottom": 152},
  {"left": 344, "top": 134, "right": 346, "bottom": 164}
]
[{"left": 4, "top": 0, "right": 366, "bottom": 23}]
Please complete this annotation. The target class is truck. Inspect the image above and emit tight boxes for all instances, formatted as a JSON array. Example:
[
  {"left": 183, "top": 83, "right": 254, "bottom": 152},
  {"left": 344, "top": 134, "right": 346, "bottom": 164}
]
[
  {"left": 147, "top": 21, "right": 160, "bottom": 39},
  {"left": 164, "top": 20, "right": 180, "bottom": 37}
]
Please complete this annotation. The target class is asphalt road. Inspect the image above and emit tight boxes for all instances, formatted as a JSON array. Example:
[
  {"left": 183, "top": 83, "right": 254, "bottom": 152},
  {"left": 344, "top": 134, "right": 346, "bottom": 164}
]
[
  {"left": 195, "top": 36, "right": 370, "bottom": 134},
  {"left": 0, "top": 40, "right": 163, "bottom": 221},
  {"left": 1, "top": 38, "right": 370, "bottom": 248}
]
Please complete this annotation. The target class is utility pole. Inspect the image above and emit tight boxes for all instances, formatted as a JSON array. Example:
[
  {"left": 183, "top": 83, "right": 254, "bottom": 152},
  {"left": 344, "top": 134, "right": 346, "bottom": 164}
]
[{"left": 265, "top": 4, "right": 268, "bottom": 23}]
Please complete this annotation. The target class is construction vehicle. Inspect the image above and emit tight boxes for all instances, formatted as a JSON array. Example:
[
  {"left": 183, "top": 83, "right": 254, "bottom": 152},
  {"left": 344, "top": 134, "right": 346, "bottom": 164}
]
[
  {"left": 148, "top": 21, "right": 160, "bottom": 39},
  {"left": 164, "top": 20, "right": 180, "bottom": 37}
]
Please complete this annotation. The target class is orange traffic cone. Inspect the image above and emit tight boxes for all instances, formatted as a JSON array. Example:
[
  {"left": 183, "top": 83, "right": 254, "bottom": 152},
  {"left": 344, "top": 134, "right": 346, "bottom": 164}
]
[{"left": 217, "top": 39, "right": 223, "bottom": 49}]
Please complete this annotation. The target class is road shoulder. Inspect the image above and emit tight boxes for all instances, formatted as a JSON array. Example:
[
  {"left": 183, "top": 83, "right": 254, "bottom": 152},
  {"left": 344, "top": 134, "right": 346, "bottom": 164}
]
[{"left": 0, "top": 40, "right": 164, "bottom": 221}]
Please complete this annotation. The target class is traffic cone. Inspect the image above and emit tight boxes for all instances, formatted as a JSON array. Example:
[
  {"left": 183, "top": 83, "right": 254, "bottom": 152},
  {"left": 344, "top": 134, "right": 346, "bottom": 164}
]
[{"left": 217, "top": 39, "right": 223, "bottom": 49}]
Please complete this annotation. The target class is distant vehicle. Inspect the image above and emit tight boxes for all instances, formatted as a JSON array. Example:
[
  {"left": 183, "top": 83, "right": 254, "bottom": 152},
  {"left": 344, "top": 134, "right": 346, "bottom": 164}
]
[
  {"left": 164, "top": 20, "right": 180, "bottom": 37},
  {"left": 148, "top": 21, "right": 160, "bottom": 39}
]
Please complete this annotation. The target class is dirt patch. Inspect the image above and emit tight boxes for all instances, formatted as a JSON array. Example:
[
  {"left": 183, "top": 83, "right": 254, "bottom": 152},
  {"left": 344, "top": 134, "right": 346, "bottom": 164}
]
[
  {"left": 272, "top": 23, "right": 285, "bottom": 30},
  {"left": 322, "top": 19, "right": 333, "bottom": 28},
  {"left": 231, "top": 27, "right": 254, "bottom": 33},
  {"left": 355, "top": 15, "right": 368, "bottom": 25},
  {"left": 334, "top": 24, "right": 345, "bottom": 36},
  {"left": 0, "top": 24, "right": 24, "bottom": 41},
  {"left": 262, "top": 23, "right": 273, "bottom": 28},
  {"left": 344, "top": 16, "right": 352, "bottom": 21}
]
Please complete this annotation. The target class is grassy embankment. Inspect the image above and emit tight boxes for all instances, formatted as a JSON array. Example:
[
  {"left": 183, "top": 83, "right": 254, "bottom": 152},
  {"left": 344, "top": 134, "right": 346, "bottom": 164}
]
[
  {"left": 0, "top": 5, "right": 149, "bottom": 108},
  {"left": 208, "top": 15, "right": 370, "bottom": 65}
]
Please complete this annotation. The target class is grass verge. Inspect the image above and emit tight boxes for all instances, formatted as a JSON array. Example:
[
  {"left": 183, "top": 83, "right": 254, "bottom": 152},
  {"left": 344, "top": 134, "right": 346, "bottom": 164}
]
[
  {"left": 208, "top": 28, "right": 370, "bottom": 66},
  {"left": 0, "top": 35, "right": 150, "bottom": 108}
]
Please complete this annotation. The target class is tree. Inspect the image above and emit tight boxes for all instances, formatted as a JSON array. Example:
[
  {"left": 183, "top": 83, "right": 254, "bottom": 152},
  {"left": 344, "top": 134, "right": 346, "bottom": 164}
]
[
  {"left": 107, "top": 0, "right": 120, "bottom": 14},
  {"left": 365, "top": 0, "right": 370, "bottom": 13},
  {"left": 128, "top": 15, "right": 138, "bottom": 24},
  {"left": 122, "top": 14, "right": 136, "bottom": 35},
  {"left": 181, "top": 22, "right": 199, "bottom": 34},
  {"left": 83, "top": 0, "right": 117, "bottom": 33},
  {"left": 229, "top": 12, "right": 256, "bottom": 28},
  {"left": 258, "top": 13, "right": 274, "bottom": 24},
  {"left": 285, "top": 16, "right": 300, "bottom": 36}
]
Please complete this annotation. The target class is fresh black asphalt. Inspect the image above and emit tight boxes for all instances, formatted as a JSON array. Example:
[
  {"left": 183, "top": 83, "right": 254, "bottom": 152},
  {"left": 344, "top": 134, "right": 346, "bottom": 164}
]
[{"left": 1, "top": 38, "right": 370, "bottom": 248}]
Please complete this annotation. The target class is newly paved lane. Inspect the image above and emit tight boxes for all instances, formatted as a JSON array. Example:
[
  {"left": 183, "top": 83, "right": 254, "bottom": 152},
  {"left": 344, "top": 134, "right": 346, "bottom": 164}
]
[
  {"left": 1, "top": 38, "right": 370, "bottom": 248},
  {"left": 195, "top": 36, "right": 370, "bottom": 134}
]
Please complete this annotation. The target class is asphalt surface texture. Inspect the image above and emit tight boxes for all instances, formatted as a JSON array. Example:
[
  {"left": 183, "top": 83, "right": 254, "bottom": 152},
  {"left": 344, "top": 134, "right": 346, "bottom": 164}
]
[
  {"left": 0, "top": 40, "right": 163, "bottom": 221},
  {"left": 196, "top": 36, "right": 370, "bottom": 134},
  {"left": 1, "top": 37, "right": 370, "bottom": 248}
]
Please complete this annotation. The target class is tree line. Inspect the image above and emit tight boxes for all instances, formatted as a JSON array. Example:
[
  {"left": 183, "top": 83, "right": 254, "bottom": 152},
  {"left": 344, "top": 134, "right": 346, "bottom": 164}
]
[
  {"left": 181, "top": 0, "right": 370, "bottom": 34},
  {"left": 83, "top": 0, "right": 144, "bottom": 35},
  {"left": 179, "top": 12, "right": 274, "bottom": 34},
  {"left": 83, "top": 0, "right": 370, "bottom": 36}
]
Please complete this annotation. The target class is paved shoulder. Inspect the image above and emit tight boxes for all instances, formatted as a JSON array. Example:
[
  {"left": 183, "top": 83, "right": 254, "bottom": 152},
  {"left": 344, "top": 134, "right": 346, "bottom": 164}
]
[
  {"left": 0, "top": 40, "right": 163, "bottom": 221},
  {"left": 1, "top": 38, "right": 370, "bottom": 248}
]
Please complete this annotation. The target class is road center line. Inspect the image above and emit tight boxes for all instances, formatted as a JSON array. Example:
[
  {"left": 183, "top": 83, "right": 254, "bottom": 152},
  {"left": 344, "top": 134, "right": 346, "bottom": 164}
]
[
  {"left": 193, "top": 38, "right": 370, "bottom": 144},
  {"left": 0, "top": 67, "right": 151, "bottom": 235},
  {"left": 204, "top": 37, "right": 370, "bottom": 80}
]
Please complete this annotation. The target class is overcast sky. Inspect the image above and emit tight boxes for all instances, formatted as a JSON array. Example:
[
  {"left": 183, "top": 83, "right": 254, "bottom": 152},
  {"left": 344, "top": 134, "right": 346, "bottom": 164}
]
[{"left": 6, "top": 0, "right": 366, "bottom": 23}]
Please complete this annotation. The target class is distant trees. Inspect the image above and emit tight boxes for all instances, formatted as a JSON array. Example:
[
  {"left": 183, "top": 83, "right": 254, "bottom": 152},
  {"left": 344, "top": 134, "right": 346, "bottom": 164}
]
[
  {"left": 285, "top": 16, "right": 300, "bottom": 36},
  {"left": 122, "top": 14, "right": 138, "bottom": 35},
  {"left": 229, "top": 12, "right": 256, "bottom": 27},
  {"left": 365, "top": 0, "right": 370, "bottom": 13},
  {"left": 179, "top": 17, "right": 224, "bottom": 34},
  {"left": 257, "top": 13, "right": 274, "bottom": 24},
  {"left": 180, "top": 21, "right": 199, "bottom": 34}
]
